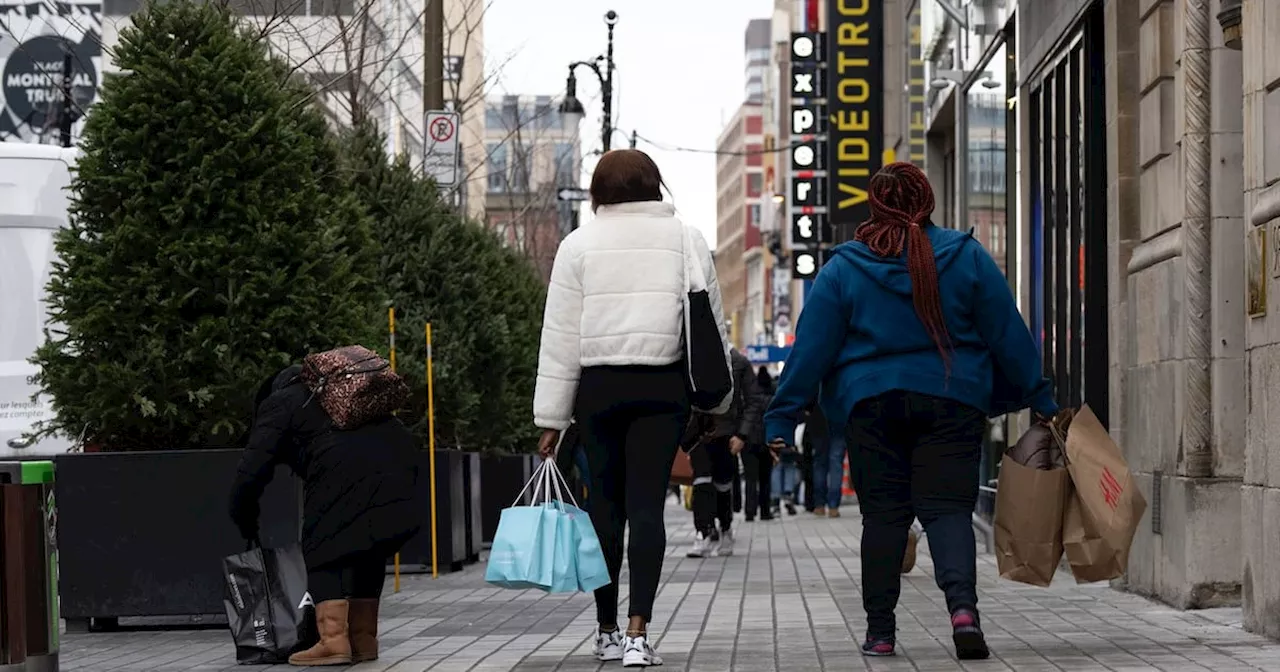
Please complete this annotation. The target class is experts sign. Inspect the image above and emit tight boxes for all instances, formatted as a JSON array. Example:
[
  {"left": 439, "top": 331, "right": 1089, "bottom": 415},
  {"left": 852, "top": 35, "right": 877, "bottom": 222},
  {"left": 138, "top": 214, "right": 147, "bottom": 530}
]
[{"left": 826, "top": 0, "right": 884, "bottom": 237}]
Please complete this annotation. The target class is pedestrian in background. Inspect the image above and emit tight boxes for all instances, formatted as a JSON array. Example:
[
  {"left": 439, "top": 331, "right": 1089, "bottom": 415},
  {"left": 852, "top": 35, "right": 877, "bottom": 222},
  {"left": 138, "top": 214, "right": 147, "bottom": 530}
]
[
  {"left": 764, "top": 162, "right": 1056, "bottom": 661},
  {"left": 230, "top": 365, "right": 421, "bottom": 667},
  {"left": 685, "top": 348, "right": 765, "bottom": 558},
  {"left": 798, "top": 401, "right": 829, "bottom": 513},
  {"left": 532, "top": 149, "right": 729, "bottom": 668},
  {"left": 742, "top": 366, "right": 775, "bottom": 521},
  {"left": 806, "top": 401, "right": 846, "bottom": 517}
]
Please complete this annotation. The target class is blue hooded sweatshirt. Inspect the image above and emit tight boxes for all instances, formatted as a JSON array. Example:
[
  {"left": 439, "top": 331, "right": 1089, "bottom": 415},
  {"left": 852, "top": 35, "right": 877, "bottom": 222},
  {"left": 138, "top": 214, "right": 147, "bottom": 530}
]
[{"left": 763, "top": 225, "right": 1057, "bottom": 445}]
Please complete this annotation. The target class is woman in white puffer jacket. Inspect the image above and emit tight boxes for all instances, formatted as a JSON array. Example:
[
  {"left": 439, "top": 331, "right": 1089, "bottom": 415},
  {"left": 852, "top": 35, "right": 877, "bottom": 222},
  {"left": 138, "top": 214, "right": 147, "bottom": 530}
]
[{"left": 533, "top": 149, "right": 729, "bottom": 668}]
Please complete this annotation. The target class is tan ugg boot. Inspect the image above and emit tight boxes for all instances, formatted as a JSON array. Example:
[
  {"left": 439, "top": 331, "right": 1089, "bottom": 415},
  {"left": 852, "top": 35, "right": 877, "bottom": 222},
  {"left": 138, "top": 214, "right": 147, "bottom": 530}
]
[
  {"left": 288, "top": 599, "right": 352, "bottom": 666},
  {"left": 348, "top": 598, "right": 380, "bottom": 663}
]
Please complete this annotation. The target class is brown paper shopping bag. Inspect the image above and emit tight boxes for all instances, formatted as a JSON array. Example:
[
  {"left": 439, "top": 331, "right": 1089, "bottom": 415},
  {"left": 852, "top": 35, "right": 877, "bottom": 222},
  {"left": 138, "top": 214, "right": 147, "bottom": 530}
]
[
  {"left": 1061, "top": 405, "right": 1148, "bottom": 583},
  {"left": 993, "top": 453, "right": 1070, "bottom": 586}
]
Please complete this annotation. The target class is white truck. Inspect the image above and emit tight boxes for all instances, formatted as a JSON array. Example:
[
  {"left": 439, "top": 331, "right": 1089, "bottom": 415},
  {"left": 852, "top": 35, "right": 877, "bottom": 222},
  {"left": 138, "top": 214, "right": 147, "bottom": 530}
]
[{"left": 0, "top": 142, "right": 77, "bottom": 457}]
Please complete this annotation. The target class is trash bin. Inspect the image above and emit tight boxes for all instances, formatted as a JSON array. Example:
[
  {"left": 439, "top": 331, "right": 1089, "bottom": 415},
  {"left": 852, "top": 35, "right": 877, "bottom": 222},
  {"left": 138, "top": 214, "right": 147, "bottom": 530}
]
[{"left": 0, "top": 461, "right": 58, "bottom": 671}]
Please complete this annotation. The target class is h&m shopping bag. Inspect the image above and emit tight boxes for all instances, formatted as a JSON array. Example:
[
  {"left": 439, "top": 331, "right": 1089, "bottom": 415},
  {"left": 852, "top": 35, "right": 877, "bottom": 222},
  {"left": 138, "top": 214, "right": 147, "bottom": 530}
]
[
  {"left": 223, "top": 543, "right": 318, "bottom": 664},
  {"left": 1061, "top": 405, "right": 1148, "bottom": 583},
  {"left": 993, "top": 423, "right": 1071, "bottom": 586}
]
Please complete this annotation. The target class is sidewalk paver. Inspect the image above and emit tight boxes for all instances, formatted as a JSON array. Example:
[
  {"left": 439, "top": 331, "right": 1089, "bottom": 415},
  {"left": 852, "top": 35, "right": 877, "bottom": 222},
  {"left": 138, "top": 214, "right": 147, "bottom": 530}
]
[{"left": 61, "top": 501, "right": 1280, "bottom": 671}]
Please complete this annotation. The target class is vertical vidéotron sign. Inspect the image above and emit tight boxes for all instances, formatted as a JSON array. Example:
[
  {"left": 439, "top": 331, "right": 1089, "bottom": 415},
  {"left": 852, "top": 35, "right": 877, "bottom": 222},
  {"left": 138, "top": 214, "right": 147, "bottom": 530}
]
[{"left": 826, "top": 0, "right": 884, "bottom": 243}]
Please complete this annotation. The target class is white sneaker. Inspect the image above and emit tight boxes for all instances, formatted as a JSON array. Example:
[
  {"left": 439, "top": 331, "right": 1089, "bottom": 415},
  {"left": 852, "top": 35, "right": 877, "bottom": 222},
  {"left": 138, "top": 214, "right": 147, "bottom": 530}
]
[
  {"left": 717, "top": 529, "right": 735, "bottom": 557},
  {"left": 622, "top": 635, "right": 663, "bottom": 667},
  {"left": 687, "top": 532, "right": 715, "bottom": 558},
  {"left": 593, "top": 629, "right": 623, "bottom": 661}
]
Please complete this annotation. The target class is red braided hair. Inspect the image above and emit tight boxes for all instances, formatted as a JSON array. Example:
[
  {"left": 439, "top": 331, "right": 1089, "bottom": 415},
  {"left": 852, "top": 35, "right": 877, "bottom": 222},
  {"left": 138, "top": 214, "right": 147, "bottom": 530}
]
[{"left": 854, "top": 162, "right": 954, "bottom": 372}]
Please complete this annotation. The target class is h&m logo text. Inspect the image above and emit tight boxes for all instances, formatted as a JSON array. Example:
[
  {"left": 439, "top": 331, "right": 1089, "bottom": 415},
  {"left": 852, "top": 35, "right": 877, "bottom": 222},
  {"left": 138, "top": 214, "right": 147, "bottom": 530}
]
[{"left": 1100, "top": 468, "right": 1123, "bottom": 511}]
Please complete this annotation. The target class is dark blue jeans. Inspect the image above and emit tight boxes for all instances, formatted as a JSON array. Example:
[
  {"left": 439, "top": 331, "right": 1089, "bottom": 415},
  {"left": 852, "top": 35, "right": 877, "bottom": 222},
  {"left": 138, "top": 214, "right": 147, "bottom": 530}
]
[
  {"left": 812, "top": 432, "right": 847, "bottom": 510},
  {"left": 846, "top": 391, "right": 985, "bottom": 638}
]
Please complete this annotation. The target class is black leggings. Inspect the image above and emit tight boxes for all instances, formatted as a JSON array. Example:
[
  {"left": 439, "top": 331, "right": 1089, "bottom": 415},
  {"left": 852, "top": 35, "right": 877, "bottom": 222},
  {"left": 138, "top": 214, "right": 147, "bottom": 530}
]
[
  {"left": 576, "top": 363, "right": 689, "bottom": 625},
  {"left": 691, "top": 436, "right": 735, "bottom": 534},
  {"left": 308, "top": 551, "right": 388, "bottom": 603},
  {"left": 847, "top": 391, "right": 985, "bottom": 637}
]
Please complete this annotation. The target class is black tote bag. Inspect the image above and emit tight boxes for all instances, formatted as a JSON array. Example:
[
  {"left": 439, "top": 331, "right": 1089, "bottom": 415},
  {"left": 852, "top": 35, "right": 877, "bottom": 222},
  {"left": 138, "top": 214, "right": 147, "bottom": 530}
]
[
  {"left": 681, "top": 224, "right": 733, "bottom": 412},
  {"left": 223, "top": 543, "right": 319, "bottom": 664}
]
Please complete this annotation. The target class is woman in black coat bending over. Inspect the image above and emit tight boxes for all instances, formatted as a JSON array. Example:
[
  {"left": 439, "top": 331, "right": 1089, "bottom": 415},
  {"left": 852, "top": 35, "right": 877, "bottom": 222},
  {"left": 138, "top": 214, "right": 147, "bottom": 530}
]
[{"left": 229, "top": 366, "right": 421, "bottom": 667}]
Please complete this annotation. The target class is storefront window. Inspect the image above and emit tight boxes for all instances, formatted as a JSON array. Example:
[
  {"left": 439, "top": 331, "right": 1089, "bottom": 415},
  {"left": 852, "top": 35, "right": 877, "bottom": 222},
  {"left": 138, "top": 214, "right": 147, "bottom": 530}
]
[
  {"left": 1027, "top": 4, "right": 1109, "bottom": 426},
  {"left": 966, "top": 44, "right": 1008, "bottom": 278}
]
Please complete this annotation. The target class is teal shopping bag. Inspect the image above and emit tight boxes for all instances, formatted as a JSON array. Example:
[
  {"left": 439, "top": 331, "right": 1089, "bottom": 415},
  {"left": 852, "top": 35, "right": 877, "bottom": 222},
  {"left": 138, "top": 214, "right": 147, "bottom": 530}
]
[
  {"left": 484, "top": 502, "right": 560, "bottom": 589},
  {"left": 486, "top": 459, "right": 583, "bottom": 592},
  {"left": 563, "top": 503, "right": 610, "bottom": 592},
  {"left": 540, "top": 458, "right": 611, "bottom": 593}
]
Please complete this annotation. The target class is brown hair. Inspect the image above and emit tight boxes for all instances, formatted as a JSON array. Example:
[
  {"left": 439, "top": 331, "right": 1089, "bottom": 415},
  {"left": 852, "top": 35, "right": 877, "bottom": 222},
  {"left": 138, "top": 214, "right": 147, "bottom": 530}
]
[
  {"left": 589, "top": 149, "right": 665, "bottom": 212},
  {"left": 855, "top": 162, "right": 953, "bottom": 372}
]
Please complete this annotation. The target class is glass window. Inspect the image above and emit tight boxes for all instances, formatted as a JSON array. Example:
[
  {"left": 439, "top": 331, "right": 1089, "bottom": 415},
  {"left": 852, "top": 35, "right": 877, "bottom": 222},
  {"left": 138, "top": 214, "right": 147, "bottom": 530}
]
[
  {"left": 535, "top": 97, "right": 556, "bottom": 130},
  {"left": 553, "top": 142, "right": 576, "bottom": 186},
  {"left": 749, "top": 204, "right": 762, "bottom": 226},
  {"left": 485, "top": 104, "right": 504, "bottom": 130},
  {"left": 510, "top": 145, "right": 532, "bottom": 192},
  {"left": 746, "top": 173, "right": 763, "bottom": 197},
  {"left": 487, "top": 143, "right": 507, "bottom": 192},
  {"left": 965, "top": 44, "right": 1008, "bottom": 277}
]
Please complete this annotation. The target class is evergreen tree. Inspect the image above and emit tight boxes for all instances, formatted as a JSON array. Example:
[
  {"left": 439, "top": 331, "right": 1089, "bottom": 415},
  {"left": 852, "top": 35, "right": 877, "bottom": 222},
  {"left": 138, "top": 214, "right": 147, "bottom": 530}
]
[
  {"left": 342, "top": 125, "right": 544, "bottom": 451},
  {"left": 31, "top": 0, "right": 380, "bottom": 450}
]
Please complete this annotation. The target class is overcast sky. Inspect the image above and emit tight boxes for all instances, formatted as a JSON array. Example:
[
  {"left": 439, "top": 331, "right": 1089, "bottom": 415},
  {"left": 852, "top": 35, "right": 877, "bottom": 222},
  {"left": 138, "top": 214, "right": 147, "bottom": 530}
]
[{"left": 484, "top": 0, "right": 776, "bottom": 245}]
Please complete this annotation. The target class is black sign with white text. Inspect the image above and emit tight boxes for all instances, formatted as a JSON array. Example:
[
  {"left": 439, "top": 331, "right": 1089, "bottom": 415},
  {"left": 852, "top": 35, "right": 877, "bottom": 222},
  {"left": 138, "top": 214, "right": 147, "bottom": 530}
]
[
  {"left": 827, "top": 0, "right": 885, "bottom": 240},
  {"left": 791, "top": 249, "right": 829, "bottom": 280},
  {"left": 791, "top": 103, "right": 828, "bottom": 135},
  {"left": 790, "top": 63, "right": 825, "bottom": 99},
  {"left": 792, "top": 213, "right": 832, "bottom": 247},
  {"left": 790, "top": 32, "right": 826, "bottom": 63},
  {"left": 792, "top": 176, "right": 826, "bottom": 208},
  {"left": 790, "top": 140, "right": 826, "bottom": 172}
]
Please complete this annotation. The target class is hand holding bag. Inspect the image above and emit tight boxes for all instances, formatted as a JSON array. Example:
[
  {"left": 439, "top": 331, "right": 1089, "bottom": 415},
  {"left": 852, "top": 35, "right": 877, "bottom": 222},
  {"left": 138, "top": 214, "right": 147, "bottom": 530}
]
[
  {"left": 681, "top": 224, "right": 733, "bottom": 413},
  {"left": 484, "top": 459, "right": 610, "bottom": 594}
]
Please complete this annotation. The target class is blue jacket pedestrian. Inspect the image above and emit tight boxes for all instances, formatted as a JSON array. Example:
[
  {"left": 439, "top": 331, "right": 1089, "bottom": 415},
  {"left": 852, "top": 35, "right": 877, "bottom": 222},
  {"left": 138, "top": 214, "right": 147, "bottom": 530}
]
[{"left": 764, "top": 205, "right": 1057, "bottom": 447}]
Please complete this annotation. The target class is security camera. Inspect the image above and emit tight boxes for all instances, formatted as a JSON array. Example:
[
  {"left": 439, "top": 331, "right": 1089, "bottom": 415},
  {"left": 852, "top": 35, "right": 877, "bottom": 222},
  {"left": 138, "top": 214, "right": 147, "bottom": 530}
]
[{"left": 604, "top": 10, "right": 619, "bottom": 26}]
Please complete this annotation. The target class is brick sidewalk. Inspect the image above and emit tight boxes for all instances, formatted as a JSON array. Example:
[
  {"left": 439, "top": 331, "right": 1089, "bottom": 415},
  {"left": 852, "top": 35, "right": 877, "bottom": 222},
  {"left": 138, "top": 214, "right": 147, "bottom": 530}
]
[{"left": 62, "top": 501, "right": 1280, "bottom": 671}]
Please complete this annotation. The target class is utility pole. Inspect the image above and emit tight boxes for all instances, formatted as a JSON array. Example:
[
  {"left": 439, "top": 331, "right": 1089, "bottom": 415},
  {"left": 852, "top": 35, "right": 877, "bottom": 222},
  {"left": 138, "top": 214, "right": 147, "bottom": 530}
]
[
  {"left": 424, "top": 0, "right": 445, "bottom": 110},
  {"left": 561, "top": 12, "right": 619, "bottom": 155},
  {"left": 601, "top": 11, "right": 616, "bottom": 152},
  {"left": 58, "top": 52, "right": 73, "bottom": 148}
]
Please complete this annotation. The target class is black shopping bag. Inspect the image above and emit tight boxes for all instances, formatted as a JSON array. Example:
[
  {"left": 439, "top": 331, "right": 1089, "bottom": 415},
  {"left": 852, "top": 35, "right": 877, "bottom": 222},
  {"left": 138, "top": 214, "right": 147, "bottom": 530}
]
[
  {"left": 681, "top": 225, "right": 732, "bottom": 412},
  {"left": 222, "top": 544, "right": 319, "bottom": 664}
]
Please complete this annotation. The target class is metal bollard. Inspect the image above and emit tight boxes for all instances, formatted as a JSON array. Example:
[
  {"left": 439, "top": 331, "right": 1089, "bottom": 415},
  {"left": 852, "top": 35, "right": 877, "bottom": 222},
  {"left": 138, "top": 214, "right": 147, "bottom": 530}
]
[{"left": 0, "top": 461, "right": 59, "bottom": 671}]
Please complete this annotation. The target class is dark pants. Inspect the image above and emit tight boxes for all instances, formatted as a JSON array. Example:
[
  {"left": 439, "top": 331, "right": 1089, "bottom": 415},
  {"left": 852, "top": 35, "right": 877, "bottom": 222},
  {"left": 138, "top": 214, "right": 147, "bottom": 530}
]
[
  {"left": 742, "top": 446, "right": 773, "bottom": 519},
  {"left": 847, "top": 390, "right": 985, "bottom": 638},
  {"left": 308, "top": 551, "right": 388, "bottom": 603},
  {"left": 577, "top": 363, "right": 689, "bottom": 625},
  {"left": 690, "top": 436, "right": 735, "bottom": 535}
]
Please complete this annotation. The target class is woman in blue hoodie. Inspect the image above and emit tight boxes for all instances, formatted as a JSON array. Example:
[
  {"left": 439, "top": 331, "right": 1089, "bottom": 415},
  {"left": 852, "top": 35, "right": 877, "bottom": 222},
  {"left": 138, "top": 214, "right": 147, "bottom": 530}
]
[{"left": 764, "top": 162, "right": 1056, "bottom": 661}]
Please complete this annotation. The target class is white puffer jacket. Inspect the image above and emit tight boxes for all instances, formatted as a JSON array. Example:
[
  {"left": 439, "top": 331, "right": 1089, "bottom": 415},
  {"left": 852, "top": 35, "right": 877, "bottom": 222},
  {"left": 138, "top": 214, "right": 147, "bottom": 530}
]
[{"left": 533, "top": 201, "right": 729, "bottom": 431}]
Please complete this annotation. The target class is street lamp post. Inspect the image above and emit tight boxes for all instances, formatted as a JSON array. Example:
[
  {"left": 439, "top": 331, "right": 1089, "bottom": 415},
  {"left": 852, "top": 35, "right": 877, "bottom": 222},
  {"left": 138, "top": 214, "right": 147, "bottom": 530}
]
[{"left": 559, "top": 10, "right": 619, "bottom": 153}]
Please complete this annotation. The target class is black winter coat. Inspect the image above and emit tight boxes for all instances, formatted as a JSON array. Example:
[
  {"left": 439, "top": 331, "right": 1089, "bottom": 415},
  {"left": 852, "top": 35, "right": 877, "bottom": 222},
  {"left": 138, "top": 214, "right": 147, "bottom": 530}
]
[{"left": 229, "top": 366, "right": 422, "bottom": 569}]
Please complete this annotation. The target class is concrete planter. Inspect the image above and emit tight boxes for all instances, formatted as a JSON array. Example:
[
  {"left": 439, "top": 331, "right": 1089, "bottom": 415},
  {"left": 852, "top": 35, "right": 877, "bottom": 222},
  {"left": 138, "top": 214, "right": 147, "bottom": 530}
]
[
  {"left": 54, "top": 450, "right": 302, "bottom": 631},
  {"left": 394, "top": 450, "right": 480, "bottom": 573}
]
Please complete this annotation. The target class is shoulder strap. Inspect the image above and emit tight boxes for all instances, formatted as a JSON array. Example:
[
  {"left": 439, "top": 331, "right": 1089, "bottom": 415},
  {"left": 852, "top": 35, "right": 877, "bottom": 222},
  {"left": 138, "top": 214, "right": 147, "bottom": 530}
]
[{"left": 682, "top": 224, "right": 707, "bottom": 292}]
